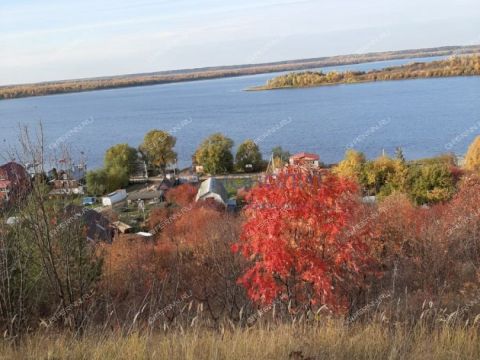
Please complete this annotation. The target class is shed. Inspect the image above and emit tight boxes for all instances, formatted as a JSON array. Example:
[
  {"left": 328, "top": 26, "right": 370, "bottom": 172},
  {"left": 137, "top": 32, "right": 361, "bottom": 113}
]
[
  {"left": 195, "top": 177, "right": 228, "bottom": 206},
  {"left": 102, "top": 189, "right": 127, "bottom": 206},
  {"left": 112, "top": 221, "right": 133, "bottom": 234}
]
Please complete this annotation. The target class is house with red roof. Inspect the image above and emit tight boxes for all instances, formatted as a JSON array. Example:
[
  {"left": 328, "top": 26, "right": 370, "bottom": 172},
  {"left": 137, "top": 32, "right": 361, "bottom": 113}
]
[
  {"left": 0, "top": 162, "right": 31, "bottom": 207},
  {"left": 289, "top": 152, "right": 320, "bottom": 168}
]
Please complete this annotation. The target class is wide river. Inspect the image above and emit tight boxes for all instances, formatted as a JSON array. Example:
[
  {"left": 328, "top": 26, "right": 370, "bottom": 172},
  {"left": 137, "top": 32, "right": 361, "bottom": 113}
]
[{"left": 1, "top": 56, "right": 479, "bottom": 169}]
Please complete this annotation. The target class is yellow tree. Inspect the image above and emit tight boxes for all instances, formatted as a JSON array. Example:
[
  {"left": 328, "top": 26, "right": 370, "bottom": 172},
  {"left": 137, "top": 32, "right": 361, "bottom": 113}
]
[
  {"left": 333, "top": 149, "right": 366, "bottom": 183},
  {"left": 465, "top": 136, "right": 480, "bottom": 172}
]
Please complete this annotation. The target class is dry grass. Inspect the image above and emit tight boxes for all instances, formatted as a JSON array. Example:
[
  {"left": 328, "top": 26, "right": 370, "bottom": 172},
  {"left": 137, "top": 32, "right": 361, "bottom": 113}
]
[{"left": 2, "top": 321, "right": 480, "bottom": 360}]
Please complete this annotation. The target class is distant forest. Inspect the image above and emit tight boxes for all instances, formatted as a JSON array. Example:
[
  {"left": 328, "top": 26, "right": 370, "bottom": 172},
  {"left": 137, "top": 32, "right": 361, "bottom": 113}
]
[
  {"left": 1, "top": 45, "right": 480, "bottom": 100},
  {"left": 253, "top": 55, "right": 480, "bottom": 90}
]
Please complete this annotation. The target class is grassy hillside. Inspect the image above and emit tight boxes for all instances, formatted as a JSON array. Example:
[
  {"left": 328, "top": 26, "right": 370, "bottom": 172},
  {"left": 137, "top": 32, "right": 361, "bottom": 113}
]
[{"left": 3, "top": 322, "right": 480, "bottom": 359}]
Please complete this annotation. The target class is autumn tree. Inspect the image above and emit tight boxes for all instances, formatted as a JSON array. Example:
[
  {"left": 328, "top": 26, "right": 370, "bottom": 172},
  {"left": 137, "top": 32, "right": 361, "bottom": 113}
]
[
  {"left": 361, "top": 154, "right": 409, "bottom": 197},
  {"left": 195, "top": 133, "right": 234, "bottom": 175},
  {"left": 362, "top": 155, "right": 395, "bottom": 195},
  {"left": 233, "top": 166, "right": 374, "bottom": 312},
  {"left": 465, "top": 135, "right": 480, "bottom": 172},
  {"left": 165, "top": 183, "right": 198, "bottom": 207},
  {"left": 235, "top": 139, "right": 263, "bottom": 172},
  {"left": 140, "top": 130, "right": 177, "bottom": 174},
  {"left": 333, "top": 149, "right": 366, "bottom": 183}
]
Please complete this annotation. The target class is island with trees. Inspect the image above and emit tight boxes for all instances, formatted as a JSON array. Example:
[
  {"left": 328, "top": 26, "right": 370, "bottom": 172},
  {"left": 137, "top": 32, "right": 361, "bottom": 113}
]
[{"left": 251, "top": 55, "right": 480, "bottom": 90}]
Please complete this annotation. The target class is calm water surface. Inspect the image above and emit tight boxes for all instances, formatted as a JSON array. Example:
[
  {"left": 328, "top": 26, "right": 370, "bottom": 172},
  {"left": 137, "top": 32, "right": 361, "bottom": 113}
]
[{"left": 1, "top": 56, "right": 479, "bottom": 169}]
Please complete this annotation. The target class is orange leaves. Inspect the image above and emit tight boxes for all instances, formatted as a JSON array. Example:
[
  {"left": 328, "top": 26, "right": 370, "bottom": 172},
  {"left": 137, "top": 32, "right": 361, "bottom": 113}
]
[
  {"left": 165, "top": 184, "right": 197, "bottom": 207},
  {"left": 234, "top": 166, "right": 375, "bottom": 312}
]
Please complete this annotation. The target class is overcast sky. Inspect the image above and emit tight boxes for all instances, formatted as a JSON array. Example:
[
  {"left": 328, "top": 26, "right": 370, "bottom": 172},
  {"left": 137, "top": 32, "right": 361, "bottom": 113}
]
[{"left": 1, "top": 0, "right": 479, "bottom": 85}]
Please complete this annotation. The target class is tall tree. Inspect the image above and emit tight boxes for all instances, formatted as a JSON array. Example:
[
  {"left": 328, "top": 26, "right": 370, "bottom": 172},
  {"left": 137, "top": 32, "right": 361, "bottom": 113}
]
[
  {"left": 235, "top": 139, "right": 263, "bottom": 172},
  {"left": 195, "top": 133, "right": 234, "bottom": 175},
  {"left": 233, "top": 166, "right": 374, "bottom": 311},
  {"left": 139, "top": 130, "right": 177, "bottom": 174},
  {"left": 104, "top": 143, "right": 138, "bottom": 175}
]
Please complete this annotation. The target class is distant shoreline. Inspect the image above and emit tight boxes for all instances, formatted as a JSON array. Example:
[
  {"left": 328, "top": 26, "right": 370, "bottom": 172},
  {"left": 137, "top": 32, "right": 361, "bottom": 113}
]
[
  {"left": 251, "top": 55, "right": 480, "bottom": 91},
  {"left": 1, "top": 44, "right": 479, "bottom": 100}
]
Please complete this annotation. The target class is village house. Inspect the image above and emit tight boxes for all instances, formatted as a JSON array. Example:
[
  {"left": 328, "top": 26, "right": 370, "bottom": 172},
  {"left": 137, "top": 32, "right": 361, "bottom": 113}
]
[
  {"left": 0, "top": 162, "right": 31, "bottom": 207},
  {"left": 49, "top": 179, "right": 84, "bottom": 196},
  {"left": 289, "top": 152, "right": 320, "bottom": 168},
  {"left": 63, "top": 205, "right": 115, "bottom": 243},
  {"left": 195, "top": 177, "right": 228, "bottom": 207},
  {"left": 127, "top": 183, "right": 164, "bottom": 203},
  {"left": 47, "top": 164, "right": 86, "bottom": 196}
]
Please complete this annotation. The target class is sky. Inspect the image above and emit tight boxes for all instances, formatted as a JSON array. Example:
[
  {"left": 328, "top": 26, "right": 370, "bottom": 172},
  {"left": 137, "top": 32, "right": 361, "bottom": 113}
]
[{"left": 1, "top": 0, "right": 479, "bottom": 85}]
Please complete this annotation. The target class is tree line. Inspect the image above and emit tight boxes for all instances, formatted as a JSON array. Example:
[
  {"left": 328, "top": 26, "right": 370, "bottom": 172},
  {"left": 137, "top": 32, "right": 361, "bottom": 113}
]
[
  {"left": 256, "top": 55, "right": 480, "bottom": 90},
  {"left": 333, "top": 136, "right": 480, "bottom": 205},
  {"left": 86, "top": 130, "right": 283, "bottom": 195},
  {"left": 2, "top": 45, "right": 480, "bottom": 100}
]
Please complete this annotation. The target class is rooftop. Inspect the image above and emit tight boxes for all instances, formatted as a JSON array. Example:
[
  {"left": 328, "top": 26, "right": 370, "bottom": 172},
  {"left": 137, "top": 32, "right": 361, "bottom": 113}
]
[{"left": 290, "top": 152, "right": 320, "bottom": 161}]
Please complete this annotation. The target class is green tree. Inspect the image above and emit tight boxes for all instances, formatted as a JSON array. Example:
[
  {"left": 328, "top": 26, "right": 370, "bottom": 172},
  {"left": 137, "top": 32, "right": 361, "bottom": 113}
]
[
  {"left": 104, "top": 143, "right": 138, "bottom": 175},
  {"left": 105, "top": 165, "right": 129, "bottom": 192},
  {"left": 86, "top": 169, "right": 108, "bottom": 195},
  {"left": 87, "top": 166, "right": 129, "bottom": 195},
  {"left": 235, "top": 140, "right": 263, "bottom": 172},
  {"left": 195, "top": 133, "right": 234, "bottom": 175},
  {"left": 408, "top": 162, "right": 455, "bottom": 204},
  {"left": 465, "top": 136, "right": 480, "bottom": 172},
  {"left": 271, "top": 146, "right": 291, "bottom": 164},
  {"left": 384, "top": 158, "right": 409, "bottom": 196},
  {"left": 139, "top": 130, "right": 177, "bottom": 174},
  {"left": 86, "top": 144, "right": 134, "bottom": 195},
  {"left": 363, "top": 155, "right": 398, "bottom": 196}
]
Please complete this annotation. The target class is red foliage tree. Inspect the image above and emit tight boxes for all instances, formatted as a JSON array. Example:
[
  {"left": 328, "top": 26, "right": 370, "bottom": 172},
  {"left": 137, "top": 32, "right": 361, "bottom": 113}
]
[
  {"left": 165, "top": 183, "right": 198, "bottom": 207},
  {"left": 233, "top": 166, "right": 375, "bottom": 312}
]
